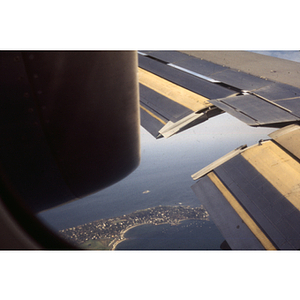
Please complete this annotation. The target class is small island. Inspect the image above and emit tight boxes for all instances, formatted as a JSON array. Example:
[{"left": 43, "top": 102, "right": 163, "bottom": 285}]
[{"left": 58, "top": 205, "right": 209, "bottom": 250}]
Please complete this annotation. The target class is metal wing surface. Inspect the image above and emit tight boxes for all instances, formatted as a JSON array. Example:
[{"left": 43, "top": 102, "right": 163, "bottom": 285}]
[
  {"left": 191, "top": 124, "right": 300, "bottom": 250},
  {"left": 139, "top": 51, "right": 300, "bottom": 138},
  {"left": 140, "top": 50, "right": 300, "bottom": 250}
]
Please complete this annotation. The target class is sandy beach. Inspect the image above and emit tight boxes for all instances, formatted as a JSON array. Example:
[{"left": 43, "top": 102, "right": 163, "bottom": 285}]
[{"left": 111, "top": 223, "right": 143, "bottom": 250}]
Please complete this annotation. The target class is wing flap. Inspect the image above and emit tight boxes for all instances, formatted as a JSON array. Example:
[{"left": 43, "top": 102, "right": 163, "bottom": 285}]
[
  {"left": 191, "top": 174, "right": 265, "bottom": 250},
  {"left": 192, "top": 126, "right": 300, "bottom": 250},
  {"left": 140, "top": 104, "right": 167, "bottom": 138},
  {"left": 139, "top": 84, "right": 192, "bottom": 122},
  {"left": 210, "top": 94, "right": 300, "bottom": 126},
  {"left": 139, "top": 51, "right": 300, "bottom": 138},
  {"left": 139, "top": 83, "right": 195, "bottom": 138},
  {"left": 138, "top": 51, "right": 235, "bottom": 138},
  {"left": 138, "top": 56, "right": 225, "bottom": 138}
]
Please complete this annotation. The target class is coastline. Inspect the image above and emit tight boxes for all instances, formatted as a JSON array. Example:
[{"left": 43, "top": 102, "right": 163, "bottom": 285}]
[
  {"left": 111, "top": 219, "right": 192, "bottom": 250},
  {"left": 59, "top": 205, "right": 210, "bottom": 248},
  {"left": 111, "top": 223, "right": 142, "bottom": 250}
]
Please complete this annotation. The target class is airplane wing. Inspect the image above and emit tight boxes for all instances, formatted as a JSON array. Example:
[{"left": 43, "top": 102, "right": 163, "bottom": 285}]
[
  {"left": 139, "top": 51, "right": 300, "bottom": 138},
  {"left": 139, "top": 50, "right": 300, "bottom": 250},
  {"left": 191, "top": 124, "right": 300, "bottom": 250}
]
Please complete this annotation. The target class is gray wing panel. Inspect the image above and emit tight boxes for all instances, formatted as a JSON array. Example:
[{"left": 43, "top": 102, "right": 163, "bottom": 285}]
[
  {"left": 139, "top": 83, "right": 199, "bottom": 138},
  {"left": 191, "top": 176, "right": 265, "bottom": 250},
  {"left": 209, "top": 98, "right": 259, "bottom": 125},
  {"left": 143, "top": 51, "right": 271, "bottom": 91},
  {"left": 214, "top": 155, "right": 300, "bottom": 249},
  {"left": 254, "top": 82, "right": 300, "bottom": 100},
  {"left": 180, "top": 51, "right": 300, "bottom": 89},
  {"left": 139, "top": 51, "right": 300, "bottom": 129},
  {"left": 274, "top": 98, "right": 300, "bottom": 117},
  {"left": 140, "top": 84, "right": 192, "bottom": 123},
  {"left": 139, "top": 51, "right": 191, "bottom": 64},
  {"left": 210, "top": 94, "right": 300, "bottom": 126},
  {"left": 211, "top": 69, "right": 270, "bottom": 91},
  {"left": 138, "top": 54, "right": 235, "bottom": 99},
  {"left": 139, "top": 105, "right": 166, "bottom": 138},
  {"left": 172, "top": 55, "right": 227, "bottom": 77}
]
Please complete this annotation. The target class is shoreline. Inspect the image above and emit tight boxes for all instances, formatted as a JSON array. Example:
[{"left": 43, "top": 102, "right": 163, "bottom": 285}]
[
  {"left": 111, "top": 223, "right": 148, "bottom": 250},
  {"left": 59, "top": 205, "right": 210, "bottom": 248},
  {"left": 111, "top": 219, "right": 198, "bottom": 250}
]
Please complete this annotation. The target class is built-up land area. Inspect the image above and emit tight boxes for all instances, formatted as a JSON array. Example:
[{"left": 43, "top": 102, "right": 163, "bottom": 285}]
[{"left": 59, "top": 205, "right": 209, "bottom": 250}]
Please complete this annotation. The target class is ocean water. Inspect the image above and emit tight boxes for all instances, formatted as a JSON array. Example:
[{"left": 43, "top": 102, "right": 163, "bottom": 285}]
[
  {"left": 116, "top": 219, "right": 225, "bottom": 250},
  {"left": 38, "top": 113, "right": 273, "bottom": 250},
  {"left": 38, "top": 113, "right": 273, "bottom": 232}
]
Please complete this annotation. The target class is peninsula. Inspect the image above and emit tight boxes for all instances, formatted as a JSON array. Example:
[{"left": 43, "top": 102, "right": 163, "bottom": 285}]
[{"left": 58, "top": 205, "right": 209, "bottom": 250}]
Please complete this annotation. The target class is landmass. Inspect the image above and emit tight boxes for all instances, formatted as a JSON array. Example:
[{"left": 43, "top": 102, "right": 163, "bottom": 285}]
[{"left": 58, "top": 205, "right": 209, "bottom": 250}]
